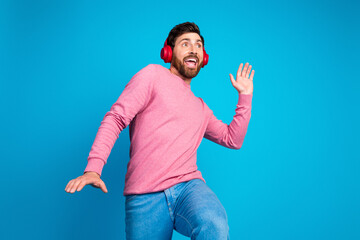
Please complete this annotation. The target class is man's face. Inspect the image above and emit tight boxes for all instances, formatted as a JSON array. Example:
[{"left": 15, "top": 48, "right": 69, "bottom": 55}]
[{"left": 171, "top": 32, "right": 204, "bottom": 79}]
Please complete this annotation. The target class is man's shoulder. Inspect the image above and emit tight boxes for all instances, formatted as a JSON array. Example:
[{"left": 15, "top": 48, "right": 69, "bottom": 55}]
[
  {"left": 131, "top": 64, "right": 169, "bottom": 83},
  {"left": 129, "top": 64, "right": 168, "bottom": 87},
  {"left": 137, "top": 64, "right": 167, "bottom": 74}
]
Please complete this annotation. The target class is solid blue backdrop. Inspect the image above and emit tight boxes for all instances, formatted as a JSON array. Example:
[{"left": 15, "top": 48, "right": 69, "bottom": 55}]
[{"left": 1, "top": 0, "right": 359, "bottom": 239}]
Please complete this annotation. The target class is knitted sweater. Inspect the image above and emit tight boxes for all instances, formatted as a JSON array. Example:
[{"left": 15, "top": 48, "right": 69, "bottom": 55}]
[{"left": 84, "top": 64, "right": 253, "bottom": 195}]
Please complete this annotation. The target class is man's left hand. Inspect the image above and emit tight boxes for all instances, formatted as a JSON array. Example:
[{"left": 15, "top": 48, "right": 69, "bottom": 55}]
[{"left": 229, "top": 62, "right": 254, "bottom": 95}]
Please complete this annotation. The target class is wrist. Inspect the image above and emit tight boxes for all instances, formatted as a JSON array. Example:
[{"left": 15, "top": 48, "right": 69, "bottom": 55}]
[
  {"left": 84, "top": 171, "right": 100, "bottom": 178},
  {"left": 239, "top": 91, "right": 252, "bottom": 95}
]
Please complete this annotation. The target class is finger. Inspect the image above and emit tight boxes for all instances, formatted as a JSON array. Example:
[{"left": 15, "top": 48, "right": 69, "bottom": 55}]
[
  {"left": 229, "top": 73, "right": 236, "bottom": 86},
  {"left": 65, "top": 180, "right": 74, "bottom": 192},
  {"left": 100, "top": 181, "right": 108, "bottom": 193},
  {"left": 71, "top": 180, "right": 82, "bottom": 193},
  {"left": 246, "top": 65, "right": 252, "bottom": 79},
  {"left": 242, "top": 63, "right": 249, "bottom": 77},
  {"left": 66, "top": 180, "right": 76, "bottom": 193},
  {"left": 236, "top": 63, "right": 243, "bottom": 80},
  {"left": 250, "top": 70, "right": 255, "bottom": 81},
  {"left": 66, "top": 180, "right": 75, "bottom": 192},
  {"left": 69, "top": 180, "right": 81, "bottom": 193},
  {"left": 76, "top": 181, "right": 87, "bottom": 192}
]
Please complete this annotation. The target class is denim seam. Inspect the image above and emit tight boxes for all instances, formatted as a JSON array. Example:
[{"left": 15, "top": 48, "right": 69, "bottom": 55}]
[
  {"left": 176, "top": 213, "right": 194, "bottom": 236},
  {"left": 170, "top": 187, "right": 175, "bottom": 200},
  {"left": 164, "top": 189, "right": 175, "bottom": 222}
]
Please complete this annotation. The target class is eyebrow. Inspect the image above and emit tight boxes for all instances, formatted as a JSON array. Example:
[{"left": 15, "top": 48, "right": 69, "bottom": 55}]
[{"left": 179, "top": 38, "right": 202, "bottom": 43}]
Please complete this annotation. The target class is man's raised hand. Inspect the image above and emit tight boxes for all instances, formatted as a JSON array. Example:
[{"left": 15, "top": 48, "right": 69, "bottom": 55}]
[
  {"left": 65, "top": 171, "right": 108, "bottom": 194},
  {"left": 229, "top": 62, "right": 254, "bottom": 95}
]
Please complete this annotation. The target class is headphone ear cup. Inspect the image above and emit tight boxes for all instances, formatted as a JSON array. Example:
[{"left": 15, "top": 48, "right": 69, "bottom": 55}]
[
  {"left": 161, "top": 45, "right": 172, "bottom": 63},
  {"left": 202, "top": 49, "right": 209, "bottom": 68}
]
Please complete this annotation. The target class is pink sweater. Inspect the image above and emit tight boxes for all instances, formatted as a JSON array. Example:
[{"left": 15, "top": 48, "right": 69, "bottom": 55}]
[{"left": 84, "top": 64, "right": 253, "bottom": 195}]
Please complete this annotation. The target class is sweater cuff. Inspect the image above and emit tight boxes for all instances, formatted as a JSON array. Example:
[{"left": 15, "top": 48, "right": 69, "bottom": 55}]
[
  {"left": 84, "top": 158, "right": 105, "bottom": 177},
  {"left": 237, "top": 93, "right": 253, "bottom": 106}
]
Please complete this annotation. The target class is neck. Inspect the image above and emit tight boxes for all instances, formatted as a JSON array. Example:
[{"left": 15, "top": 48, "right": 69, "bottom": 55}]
[{"left": 169, "top": 65, "right": 192, "bottom": 85}]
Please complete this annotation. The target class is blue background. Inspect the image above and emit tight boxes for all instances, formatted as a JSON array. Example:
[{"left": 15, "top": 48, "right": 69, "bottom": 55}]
[{"left": 1, "top": 0, "right": 359, "bottom": 239}]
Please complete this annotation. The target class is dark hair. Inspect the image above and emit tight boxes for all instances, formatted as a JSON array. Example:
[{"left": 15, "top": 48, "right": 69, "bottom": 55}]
[{"left": 166, "top": 22, "right": 204, "bottom": 50}]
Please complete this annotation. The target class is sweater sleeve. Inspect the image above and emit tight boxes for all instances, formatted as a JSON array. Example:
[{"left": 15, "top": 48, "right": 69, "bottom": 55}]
[
  {"left": 84, "top": 65, "right": 155, "bottom": 176},
  {"left": 204, "top": 93, "right": 253, "bottom": 149}
]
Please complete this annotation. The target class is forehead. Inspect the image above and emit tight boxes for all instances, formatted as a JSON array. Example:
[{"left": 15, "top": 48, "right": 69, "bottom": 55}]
[{"left": 175, "top": 32, "right": 202, "bottom": 44}]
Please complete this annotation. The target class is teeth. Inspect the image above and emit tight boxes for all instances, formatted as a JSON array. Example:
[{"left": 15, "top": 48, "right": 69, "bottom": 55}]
[{"left": 185, "top": 58, "right": 197, "bottom": 63}]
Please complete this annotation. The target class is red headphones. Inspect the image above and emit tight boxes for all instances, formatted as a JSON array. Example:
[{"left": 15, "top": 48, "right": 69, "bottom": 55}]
[{"left": 160, "top": 38, "right": 209, "bottom": 68}]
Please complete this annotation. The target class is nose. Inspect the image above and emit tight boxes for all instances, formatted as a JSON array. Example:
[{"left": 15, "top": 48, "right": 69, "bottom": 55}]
[
  {"left": 189, "top": 44, "right": 197, "bottom": 54},
  {"left": 189, "top": 43, "right": 196, "bottom": 53}
]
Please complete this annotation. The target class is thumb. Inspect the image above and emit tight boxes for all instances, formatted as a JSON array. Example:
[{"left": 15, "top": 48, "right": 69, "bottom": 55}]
[
  {"left": 100, "top": 181, "right": 108, "bottom": 193},
  {"left": 229, "top": 73, "right": 236, "bottom": 86}
]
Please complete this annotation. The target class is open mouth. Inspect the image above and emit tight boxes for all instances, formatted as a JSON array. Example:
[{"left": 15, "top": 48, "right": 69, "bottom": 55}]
[{"left": 184, "top": 57, "right": 198, "bottom": 69}]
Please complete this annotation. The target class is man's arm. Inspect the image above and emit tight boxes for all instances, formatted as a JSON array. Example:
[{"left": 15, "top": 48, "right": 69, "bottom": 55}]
[
  {"left": 65, "top": 65, "right": 155, "bottom": 194},
  {"left": 204, "top": 62, "right": 254, "bottom": 149},
  {"left": 204, "top": 93, "right": 252, "bottom": 149},
  {"left": 84, "top": 64, "right": 155, "bottom": 176}
]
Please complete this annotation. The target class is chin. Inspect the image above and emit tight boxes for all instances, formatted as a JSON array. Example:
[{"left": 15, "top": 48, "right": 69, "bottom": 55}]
[
  {"left": 180, "top": 63, "right": 202, "bottom": 79},
  {"left": 172, "top": 56, "right": 203, "bottom": 79}
]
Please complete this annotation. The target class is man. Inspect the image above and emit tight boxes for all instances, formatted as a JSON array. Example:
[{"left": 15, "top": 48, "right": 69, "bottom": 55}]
[{"left": 65, "top": 22, "right": 254, "bottom": 239}]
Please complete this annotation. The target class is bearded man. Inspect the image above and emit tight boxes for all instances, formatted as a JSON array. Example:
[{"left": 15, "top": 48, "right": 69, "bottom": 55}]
[{"left": 65, "top": 22, "right": 255, "bottom": 240}]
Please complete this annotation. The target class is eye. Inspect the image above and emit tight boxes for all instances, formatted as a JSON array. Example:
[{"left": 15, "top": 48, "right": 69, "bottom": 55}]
[
  {"left": 197, "top": 43, "right": 202, "bottom": 48},
  {"left": 182, "top": 42, "right": 188, "bottom": 47}
]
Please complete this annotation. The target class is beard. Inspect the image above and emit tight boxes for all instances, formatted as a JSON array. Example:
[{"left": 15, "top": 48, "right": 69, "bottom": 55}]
[{"left": 172, "top": 55, "right": 203, "bottom": 79}]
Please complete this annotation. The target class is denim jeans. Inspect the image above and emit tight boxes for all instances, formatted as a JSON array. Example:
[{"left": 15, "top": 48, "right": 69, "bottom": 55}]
[{"left": 125, "top": 178, "right": 230, "bottom": 240}]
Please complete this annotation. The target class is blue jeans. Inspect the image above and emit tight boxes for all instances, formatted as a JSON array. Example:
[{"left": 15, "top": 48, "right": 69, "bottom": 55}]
[{"left": 125, "top": 179, "right": 230, "bottom": 240}]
